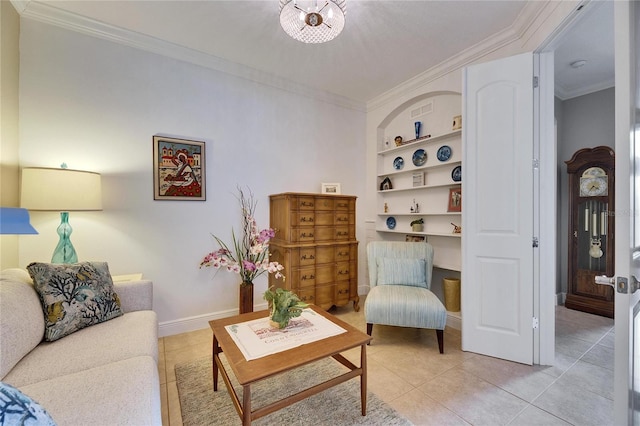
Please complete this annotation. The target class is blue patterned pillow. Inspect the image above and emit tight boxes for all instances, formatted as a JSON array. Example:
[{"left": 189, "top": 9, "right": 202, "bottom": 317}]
[
  {"left": 377, "top": 257, "right": 427, "bottom": 288},
  {"left": 26, "top": 261, "right": 123, "bottom": 342},
  {"left": 0, "top": 382, "right": 56, "bottom": 425}
]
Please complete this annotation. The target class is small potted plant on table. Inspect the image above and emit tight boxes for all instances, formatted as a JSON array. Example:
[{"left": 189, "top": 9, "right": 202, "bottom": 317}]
[
  {"left": 410, "top": 218, "right": 424, "bottom": 232},
  {"left": 263, "top": 287, "right": 309, "bottom": 329}
]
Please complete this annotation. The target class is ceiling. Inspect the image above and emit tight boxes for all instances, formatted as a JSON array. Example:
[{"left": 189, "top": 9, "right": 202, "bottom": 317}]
[{"left": 17, "top": 0, "right": 614, "bottom": 105}]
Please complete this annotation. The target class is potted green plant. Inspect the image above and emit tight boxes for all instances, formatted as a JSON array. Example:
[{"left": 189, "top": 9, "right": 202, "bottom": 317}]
[
  {"left": 410, "top": 218, "right": 424, "bottom": 232},
  {"left": 263, "top": 287, "right": 309, "bottom": 329}
]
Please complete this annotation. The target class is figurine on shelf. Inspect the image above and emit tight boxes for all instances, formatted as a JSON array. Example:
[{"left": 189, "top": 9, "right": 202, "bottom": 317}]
[
  {"left": 384, "top": 202, "right": 388, "bottom": 213},
  {"left": 394, "top": 136, "right": 403, "bottom": 146},
  {"left": 414, "top": 121, "right": 421, "bottom": 139},
  {"left": 451, "top": 222, "right": 462, "bottom": 234},
  {"left": 410, "top": 199, "right": 419, "bottom": 213}
]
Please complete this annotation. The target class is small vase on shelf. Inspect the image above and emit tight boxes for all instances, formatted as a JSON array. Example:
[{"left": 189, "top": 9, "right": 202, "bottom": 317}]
[{"left": 414, "top": 121, "right": 421, "bottom": 139}]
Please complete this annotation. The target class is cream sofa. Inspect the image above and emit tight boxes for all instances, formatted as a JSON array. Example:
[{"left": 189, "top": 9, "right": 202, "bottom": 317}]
[{"left": 0, "top": 268, "right": 161, "bottom": 425}]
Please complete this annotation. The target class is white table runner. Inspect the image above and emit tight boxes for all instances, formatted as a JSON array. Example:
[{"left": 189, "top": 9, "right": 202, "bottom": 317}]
[{"left": 224, "top": 309, "right": 347, "bottom": 361}]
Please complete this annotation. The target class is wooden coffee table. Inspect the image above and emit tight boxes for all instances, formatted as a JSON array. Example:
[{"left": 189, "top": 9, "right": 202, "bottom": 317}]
[{"left": 209, "top": 305, "right": 372, "bottom": 425}]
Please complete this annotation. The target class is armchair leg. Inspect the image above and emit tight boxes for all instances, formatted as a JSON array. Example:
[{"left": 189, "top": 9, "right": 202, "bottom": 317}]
[
  {"left": 436, "top": 329, "right": 444, "bottom": 354},
  {"left": 366, "top": 323, "right": 373, "bottom": 345}
]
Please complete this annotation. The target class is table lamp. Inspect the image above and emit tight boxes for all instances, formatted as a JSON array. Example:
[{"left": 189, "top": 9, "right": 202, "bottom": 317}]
[
  {"left": 20, "top": 166, "right": 102, "bottom": 263},
  {"left": 0, "top": 207, "right": 38, "bottom": 234}
]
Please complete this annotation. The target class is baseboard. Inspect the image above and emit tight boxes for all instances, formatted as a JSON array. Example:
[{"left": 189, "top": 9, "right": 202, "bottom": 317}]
[
  {"left": 158, "top": 302, "right": 269, "bottom": 337},
  {"left": 557, "top": 292, "right": 566, "bottom": 306},
  {"left": 160, "top": 300, "right": 464, "bottom": 336},
  {"left": 447, "top": 311, "right": 461, "bottom": 330}
]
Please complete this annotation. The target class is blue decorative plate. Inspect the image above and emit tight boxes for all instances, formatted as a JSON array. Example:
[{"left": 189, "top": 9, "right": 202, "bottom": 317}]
[
  {"left": 386, "top": 216, "right": 396, "bottom": 229},
  {"left": 451, "top": 165, "right": 462, "bottom": 182},
  {"left": 393, "top": 157, "right": 404, "bottom": 170},
  {"left": 437, "top": 145, "right": 452, "bottom": 162},
  {"left": 412, "top": 149, "right": 427, "bottom": 166}
]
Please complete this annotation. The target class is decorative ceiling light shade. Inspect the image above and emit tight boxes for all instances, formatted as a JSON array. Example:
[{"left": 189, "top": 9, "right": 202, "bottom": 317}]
[
  {"left": 21, "top": 166, "right": 102, "bottom": 264},
  {"left": 279, "top": 0, "right": 346, "bottom": 44}
]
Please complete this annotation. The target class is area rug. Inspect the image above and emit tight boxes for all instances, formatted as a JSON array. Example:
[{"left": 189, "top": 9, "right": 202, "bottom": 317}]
[{"left": 175, "top": 354, "right": 413, "bottom": 426}]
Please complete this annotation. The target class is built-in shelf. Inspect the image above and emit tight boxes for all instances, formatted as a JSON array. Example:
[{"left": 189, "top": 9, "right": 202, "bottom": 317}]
[
  {"left": 378, "top": 129, "right": 462, "bottom": 155},
  {"left": 378, "top": 212, "right": 460, "bottom": 216},
  {"left": 378, "top": 182, "right": 461, "bottom": 193},
  {"left": 377, "top": 161, "right": 461, "bottom": 178},
  {"left": 376, "top": 228, "right": 462, "bottom": 238}
]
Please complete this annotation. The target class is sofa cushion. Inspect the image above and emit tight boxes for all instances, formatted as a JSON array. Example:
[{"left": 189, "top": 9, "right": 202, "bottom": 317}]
[
  {"left": 376, "top": 257, "right": 427, "bottom": 288},
  {"left": 2, "top": 310, "right": 158, "bottom": 388},
  {"left": 0, "top": 381, "right": 56, "bottom": 426},
  {"left": 26, "top": 262, "right": 123, "bottom": 342},
  {"left": 0, "top": 269, "right": 45, "bottom": 380},
  {"left": 19, "top": 356, "right": 161, "bottom": 426}
]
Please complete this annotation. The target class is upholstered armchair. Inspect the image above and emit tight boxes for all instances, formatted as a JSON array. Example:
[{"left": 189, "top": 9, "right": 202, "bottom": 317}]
[{"left": 365, "top": 241, "right": 447, "bottom": 353}]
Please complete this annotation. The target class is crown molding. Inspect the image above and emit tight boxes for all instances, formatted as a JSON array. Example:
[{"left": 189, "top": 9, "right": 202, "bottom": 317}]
[
  {"left": 555, "top": 79, "right": 614, "bottom": 101},
  {"left": 16, "top": 1, "right": 366, "bottom": 112},
  {"left": 366, "top": 1, "right": 551, "bottom": 112},
  {"left": 9, "top": 0, "right": 30, "bottom": 14}
]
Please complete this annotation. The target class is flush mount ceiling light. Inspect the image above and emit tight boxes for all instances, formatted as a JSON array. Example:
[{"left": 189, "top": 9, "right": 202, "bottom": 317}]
[{"left": 279, "top": 0, "right": 346, "bottom": 44}]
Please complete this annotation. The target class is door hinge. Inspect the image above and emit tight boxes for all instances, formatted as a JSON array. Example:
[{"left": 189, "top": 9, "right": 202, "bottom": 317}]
[
  {"left": 532, "top": 159, "right": 540, "bottom": 170},
  {"left": 532, "top": 317, "right": 539, "bottom": 329},
  {"left": 533, "top": 76, "right": 539, "bottom": 88},
  {"left": 532, "top": 237, "right": 539, "bottom": 248}
]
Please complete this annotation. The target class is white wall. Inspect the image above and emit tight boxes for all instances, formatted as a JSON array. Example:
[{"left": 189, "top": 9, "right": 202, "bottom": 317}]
[
  {"left": 17, "top": 20, "right": 366, "bottom": 335},
  {"left": 0, "top": 1, "right": 21, "bottom": 270}
]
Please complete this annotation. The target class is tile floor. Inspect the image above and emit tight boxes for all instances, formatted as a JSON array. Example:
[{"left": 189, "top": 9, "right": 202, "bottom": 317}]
[{"left": 158, "top": 303, "right": 614, "bottom": 425}]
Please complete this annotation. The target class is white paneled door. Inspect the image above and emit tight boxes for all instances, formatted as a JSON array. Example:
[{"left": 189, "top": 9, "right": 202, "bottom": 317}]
[{"left": 462, "top": 53, "right": 534, "bottom": 365}]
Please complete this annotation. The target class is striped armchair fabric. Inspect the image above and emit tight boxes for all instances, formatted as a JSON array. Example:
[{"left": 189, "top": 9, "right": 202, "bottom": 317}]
[{"left": 364, "top": 241, "right": 447, "bottom": 353}]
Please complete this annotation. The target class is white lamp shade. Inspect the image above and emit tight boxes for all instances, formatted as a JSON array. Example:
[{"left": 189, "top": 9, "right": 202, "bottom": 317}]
[{"left": 20, "top": 167, "right": 102, "bottom": 211}]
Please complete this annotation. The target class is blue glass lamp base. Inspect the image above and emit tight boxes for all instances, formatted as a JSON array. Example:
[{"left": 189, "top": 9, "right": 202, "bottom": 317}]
[{"left": 51, "top": 212, "right": 78, "bottom": 264}]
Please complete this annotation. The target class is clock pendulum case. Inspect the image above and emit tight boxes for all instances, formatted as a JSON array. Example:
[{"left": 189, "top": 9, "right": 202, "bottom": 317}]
[{"left": 565, "top": 146, "right": 615, "bottom": 318}]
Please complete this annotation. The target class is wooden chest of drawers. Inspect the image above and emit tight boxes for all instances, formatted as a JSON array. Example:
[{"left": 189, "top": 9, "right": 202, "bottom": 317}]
[{"left": 268, "top": 193, "right": 359, "bottom": 311}]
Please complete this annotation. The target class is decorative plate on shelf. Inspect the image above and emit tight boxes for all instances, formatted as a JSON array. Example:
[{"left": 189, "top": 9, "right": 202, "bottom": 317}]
[
  {"left": 451, "top": 165, "right": 462, "bottom": 182},
  {"left": 393, "top": 157, "right": 404, "bottom": 170},
  {"left": 386, "top": 216, "right": 396, "bottom": 229},
  {"left": 412, "top": 149, "right": 427, "bottom": 166},
  {"left": 437, "top": 145, "right": 452, "bottom": 162}
]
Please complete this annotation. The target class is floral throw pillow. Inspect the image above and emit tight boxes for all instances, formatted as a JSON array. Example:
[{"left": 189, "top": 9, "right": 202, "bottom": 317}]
[
  {"left": 26, "top": 261, "right": 123, "bottom": 342},
  {"left": 0, "top": 381, "right": 57, "bottom": 425}
]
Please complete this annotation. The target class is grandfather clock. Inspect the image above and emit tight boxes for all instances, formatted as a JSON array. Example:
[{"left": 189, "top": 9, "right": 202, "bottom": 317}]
[{"left": 565, "top": 146, "right": 615, "bottom": 318}]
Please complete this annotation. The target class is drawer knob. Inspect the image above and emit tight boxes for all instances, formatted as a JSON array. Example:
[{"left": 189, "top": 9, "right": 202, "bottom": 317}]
[
  {"left": 338, "top": 270, "right": 349, "bottom": 275},
  {"left": 301, "top": 254, "right": 315, "bottom": 260},
  {"left": 300, "top": 217, "right": 314, "bottom": 223}
]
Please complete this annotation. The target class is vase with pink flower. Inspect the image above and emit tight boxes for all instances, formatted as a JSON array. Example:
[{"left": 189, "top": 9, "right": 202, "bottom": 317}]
[{"left": 200, "top": 187, "right": 285, "bottom": 314}]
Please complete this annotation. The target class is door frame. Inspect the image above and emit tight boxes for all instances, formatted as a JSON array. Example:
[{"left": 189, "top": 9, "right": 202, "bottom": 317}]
[{"left": 536, "top": 1, "right": 634, "bottom": 423}]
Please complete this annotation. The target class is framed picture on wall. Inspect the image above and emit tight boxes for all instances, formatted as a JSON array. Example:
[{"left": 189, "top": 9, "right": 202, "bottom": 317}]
[
  {"left": 153, "top": 135, "right": 206, "bottom": 201},
  {"left": 448, "top": 187, "right": 462, "bottom": 212},
  {"left": 321, "top": 183, "right": 341, "bottom": 195}
]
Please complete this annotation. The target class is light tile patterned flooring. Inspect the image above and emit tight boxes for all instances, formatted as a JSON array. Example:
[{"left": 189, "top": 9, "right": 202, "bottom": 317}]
[{"left": 158, "top": 304, "right": 614, "bottom": 425}]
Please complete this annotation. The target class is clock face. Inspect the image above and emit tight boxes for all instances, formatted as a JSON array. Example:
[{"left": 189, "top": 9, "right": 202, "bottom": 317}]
[{"left": 580, "top": 176, "right": 608, "bottom": 197}]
